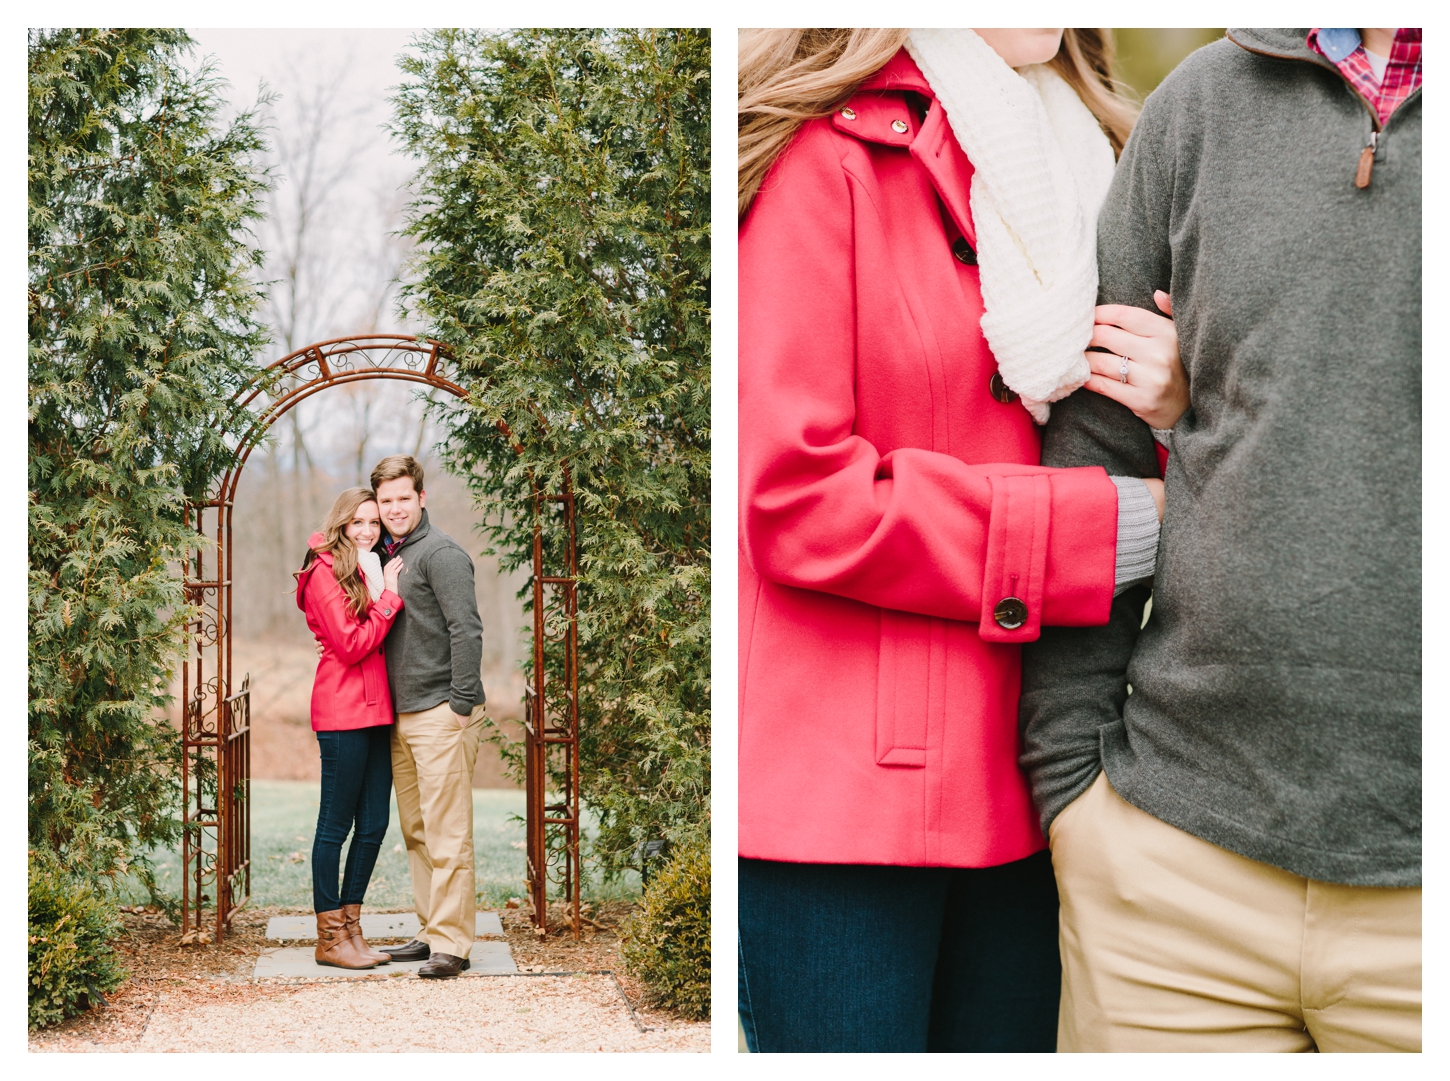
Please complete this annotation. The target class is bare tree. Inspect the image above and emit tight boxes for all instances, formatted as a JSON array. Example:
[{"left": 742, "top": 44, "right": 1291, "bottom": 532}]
[
  {"left": 356, "top": 178, "right": 418, "bottom": 334},
  {"left": 226, "top": 43, "right": 524, "bottom": 721},
  {"left": 261, "top": 59, "right": 371, "bottom": 352}
]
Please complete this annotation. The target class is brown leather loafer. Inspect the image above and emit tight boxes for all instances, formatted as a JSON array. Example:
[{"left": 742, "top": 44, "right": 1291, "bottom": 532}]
[
  {"left": 379, "top": 938, "right": 431, "bottom": 962},
  {"left": 417, "top": 952, "right": 471, "bottom": 979}
]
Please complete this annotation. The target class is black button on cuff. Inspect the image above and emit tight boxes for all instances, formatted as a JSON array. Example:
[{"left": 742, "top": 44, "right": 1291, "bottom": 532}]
[
  {"left": 989, "top": 372, "right": 1019, "bottom": 404},
  {"left": 993, "top": 597, "right": 1028, "bottom": 630},
  {"left": 952, "top": 237, "right": 978, "bottom": 265}
]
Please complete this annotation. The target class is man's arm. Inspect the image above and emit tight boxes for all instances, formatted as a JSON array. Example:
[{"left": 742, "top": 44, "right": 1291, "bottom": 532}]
[
  {"left": 427, "top": 545, "right": 486, "bottom": 721},
  {"left": 1018, "top": 92, "right": 1177, "bottom": 834},
  {"left": 1020, "top": 394, "right": 1159, "bottom": 831}
]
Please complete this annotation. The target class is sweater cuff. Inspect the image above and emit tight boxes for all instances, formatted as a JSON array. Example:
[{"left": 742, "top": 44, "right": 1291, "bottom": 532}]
[{"left": 1112, "top": 476, "right": 1160, "bottom": 595}]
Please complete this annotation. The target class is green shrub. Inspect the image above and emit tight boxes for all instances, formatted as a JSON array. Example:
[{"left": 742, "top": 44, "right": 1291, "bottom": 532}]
[
  {"left": 622, "top": 841, "right": 710, "bottom": 1020},
  {"left": 29, "top": 29, "right": 268, "bottom": 889},
  {"left": 28, "top": 853, "right": 128, "bottom": 1030},
  {"left": 392, "top": 29, "right": 711, "bottom": 877}
]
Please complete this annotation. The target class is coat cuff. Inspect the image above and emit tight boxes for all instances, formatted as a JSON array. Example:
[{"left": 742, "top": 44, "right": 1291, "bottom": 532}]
[
  {"left": 977, "top": 467, "right": 1118, "bottom": 641},
  {"left": 978, "top": 474, "right": 1051, "bottom": 642}
]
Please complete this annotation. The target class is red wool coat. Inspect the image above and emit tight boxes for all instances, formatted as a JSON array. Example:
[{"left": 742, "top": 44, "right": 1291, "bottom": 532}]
[
  {"left": 739, "top": 50, "right": 1119, "bottom": 869},
  {"left": 296, "top": 533, "right": 404, "bottom": 732}
]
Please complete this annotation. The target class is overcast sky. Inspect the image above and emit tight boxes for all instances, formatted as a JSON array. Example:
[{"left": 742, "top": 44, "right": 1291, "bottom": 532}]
[
  {"left": 187, "top": 28, "right": 426, "bottom": 338},
  {"left": 185, "top": 28, "right": 442, "bottom": 473},
  {"left": 188, "top": 27, "right": 421, "bottom": 140}
]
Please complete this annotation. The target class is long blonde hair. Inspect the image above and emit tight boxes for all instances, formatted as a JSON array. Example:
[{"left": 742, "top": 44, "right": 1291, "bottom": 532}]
[
  {"left": 738, "top": 28, "right": 1140, "bottom": 219},
  {"left": 298, "top": 487, "right": 377, "bottom": 620}
]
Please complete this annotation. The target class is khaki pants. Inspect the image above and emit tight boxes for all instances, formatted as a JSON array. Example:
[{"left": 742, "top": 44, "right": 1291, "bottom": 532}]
[
  {"left": 1050, "top": 772, "right": 1421, "bottom": 1052},
  {"left": 391, "top": 701, "right": 485, "bottom": 958}
]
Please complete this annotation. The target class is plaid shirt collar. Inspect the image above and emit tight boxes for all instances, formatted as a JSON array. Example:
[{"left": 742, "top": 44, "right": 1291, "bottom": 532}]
[
  {"left": 383, "top": 533, "right": 409, "bottom": 558},
  {"left": 1308, "top": 28, "right": 1423, "bottom": 126}
]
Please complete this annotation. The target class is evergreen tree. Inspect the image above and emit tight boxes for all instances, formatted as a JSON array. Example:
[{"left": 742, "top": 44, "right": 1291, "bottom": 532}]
[
  {"left": 392, "top": 29, "right": 710, "bottom": 874},
  {"left": 28, "top": 28, "right": 269, "bottom": 897}
]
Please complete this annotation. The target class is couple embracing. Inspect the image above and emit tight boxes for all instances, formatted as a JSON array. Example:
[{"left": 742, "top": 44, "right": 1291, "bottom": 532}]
[
  {"left": 294, "top": 455, "right": 487, "bottom": 979},
  {"left": 738, "top": 28, "right": 1420, "bottom": 1051}
]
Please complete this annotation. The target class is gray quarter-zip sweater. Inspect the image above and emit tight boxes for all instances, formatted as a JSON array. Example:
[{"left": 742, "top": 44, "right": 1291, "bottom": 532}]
[
  {"left": 375, "top": 509, "right": 486, "bottom": 718},
  {"left": 1019, "top": 29, "right": 1420, "bottom": 887}
]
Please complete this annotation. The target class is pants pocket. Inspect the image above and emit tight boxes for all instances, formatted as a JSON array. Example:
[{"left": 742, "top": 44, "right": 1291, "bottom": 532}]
[{"left": 1048, "top": 770, "right": 1104, "bottom": 849}]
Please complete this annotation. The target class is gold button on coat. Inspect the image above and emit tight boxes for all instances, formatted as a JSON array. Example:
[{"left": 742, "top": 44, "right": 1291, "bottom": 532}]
[
  {"left": 892, "top": 119, "right": 909, "bottom": 133},
  {"left": 993, "top": 597, "right": 1028, "bottom": 630},
  {"left": 989, "top": 373, "right": 1019, "bottom": 404},
  {"left": 840, "top": 107, "right": 857, "bottom": 120}
]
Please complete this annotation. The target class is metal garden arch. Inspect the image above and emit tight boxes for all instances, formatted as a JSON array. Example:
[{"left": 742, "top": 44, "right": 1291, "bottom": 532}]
[{"left": 179, "top": 334, "right": 580, "bottom": 944}]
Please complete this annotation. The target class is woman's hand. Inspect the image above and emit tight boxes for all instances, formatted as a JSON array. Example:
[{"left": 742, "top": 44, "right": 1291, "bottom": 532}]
[
  {"left": 1082, "top": 291, "right": 1188, "bottom": 431},
  {"left": 383, "top": 557, "right": 403, "bottom": 595}
]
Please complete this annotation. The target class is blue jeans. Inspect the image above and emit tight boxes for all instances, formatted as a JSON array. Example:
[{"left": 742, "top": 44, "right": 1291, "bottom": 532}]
[
  {"left": 312, "top": 725, "right": 393, "bottom": 913},
  {"left": 738, "top": 851, "right": 1061, "bottom": 1052}
]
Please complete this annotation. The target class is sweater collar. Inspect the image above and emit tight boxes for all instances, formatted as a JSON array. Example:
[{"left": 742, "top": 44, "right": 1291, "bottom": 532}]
[
  {"left": 1227, "top": 28, "right": 1339, "bottom": 73},
  {"left": 1227, "top": 27, "right": 1422, "bottom": 124}
]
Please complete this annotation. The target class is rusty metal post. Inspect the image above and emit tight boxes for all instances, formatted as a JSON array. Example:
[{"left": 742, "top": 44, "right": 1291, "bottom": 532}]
[
  {"left": 531, "top": 489, "right": 582, "bottom": 940},
  {"left": 527, "top": 485, "right": 549, "bottom": 930},
  {"left": 565, "top": 488, "right": 581, "bottom": 938},
  {"left": 180, "top": 502, "right": 194, "bottom": 941}
]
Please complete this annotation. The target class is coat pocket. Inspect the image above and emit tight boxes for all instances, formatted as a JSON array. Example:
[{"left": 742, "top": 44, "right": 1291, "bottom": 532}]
[
  {"left": 875, "top": 609, "right": 930, "bottom": 767},
  {"left": 362, "top": 655, "right": 381, "bottom": 707}
]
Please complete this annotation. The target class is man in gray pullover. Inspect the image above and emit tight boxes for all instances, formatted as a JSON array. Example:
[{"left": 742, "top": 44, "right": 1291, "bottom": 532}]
[
  {"left": 368, "top": 454, "right": 487, "bottom": 979},
  {"left": 1020, "top": 29, "right": 1420, "bottom": 1051}
]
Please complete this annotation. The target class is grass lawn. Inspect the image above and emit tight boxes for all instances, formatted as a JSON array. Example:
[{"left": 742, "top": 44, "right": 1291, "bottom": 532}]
[{"left": 123, "top": 780, "right": 640, "bottom": 911}]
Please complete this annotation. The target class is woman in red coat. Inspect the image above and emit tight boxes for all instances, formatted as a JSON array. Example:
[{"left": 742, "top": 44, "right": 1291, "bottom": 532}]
[
  {"left": 738, "top": 28, "right": 1187, "bottom": 1051},
  {"left": 295, "top": 487, "right": 405, "bottom": 969}
]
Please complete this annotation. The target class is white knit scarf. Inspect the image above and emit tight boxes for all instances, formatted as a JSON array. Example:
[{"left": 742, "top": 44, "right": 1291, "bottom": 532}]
[
  {"left": 356, "top": 548, "right": 385, "bottom": 602},
  {"left": 905, "top": 29, "right": 1117, "bottom": 423}
]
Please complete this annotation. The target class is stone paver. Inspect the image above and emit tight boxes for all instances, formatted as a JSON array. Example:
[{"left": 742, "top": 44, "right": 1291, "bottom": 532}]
[
  {"left": 265, "top": 910, "right": 504, "bottom": 940},
  {"left": 253, "top": 939, "right": 515, "bottom": 978}
]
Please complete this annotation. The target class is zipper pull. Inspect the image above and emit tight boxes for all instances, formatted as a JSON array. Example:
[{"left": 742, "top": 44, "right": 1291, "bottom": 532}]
[{"left": 1355, "top": 130, "right": 1379, "bottom": 189}]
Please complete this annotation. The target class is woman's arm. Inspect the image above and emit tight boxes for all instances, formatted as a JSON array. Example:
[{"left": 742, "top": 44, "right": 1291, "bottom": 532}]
[
  {"left": 306, "top": 570, "right": 402, "bottom": 665},
  {"left": 740, "top": 125, "right": 1119, "bottom": 643}
]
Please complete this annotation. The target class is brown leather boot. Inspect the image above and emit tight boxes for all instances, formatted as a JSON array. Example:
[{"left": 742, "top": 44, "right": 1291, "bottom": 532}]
[
  {"left": 314, "top": 909, "right": 379, "bottom": 969},
  {"left": 341, "top": 903, "right": 390, "bottom": 965}
]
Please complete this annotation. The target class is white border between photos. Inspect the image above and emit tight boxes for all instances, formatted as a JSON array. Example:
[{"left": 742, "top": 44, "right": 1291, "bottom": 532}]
[{"left": 710, "top": 19, "right": 741, "bottom": 1059}]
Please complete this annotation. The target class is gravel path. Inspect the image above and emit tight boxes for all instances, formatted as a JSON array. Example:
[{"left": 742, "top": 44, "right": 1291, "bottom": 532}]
[
  {"left": 29, "top": 905, "right": 706, "bottom": 1053},
  {"left": 46, "top": 975, "right": 705, "bottom": 1053}
]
